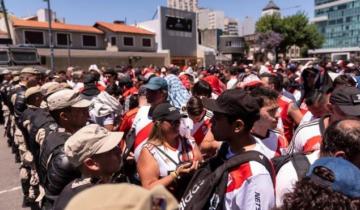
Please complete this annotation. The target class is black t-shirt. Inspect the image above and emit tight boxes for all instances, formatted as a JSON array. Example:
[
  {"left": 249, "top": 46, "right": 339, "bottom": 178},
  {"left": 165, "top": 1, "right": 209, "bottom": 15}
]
[{"left": 53, "top": 178, "right": 94, "bottom": 210}]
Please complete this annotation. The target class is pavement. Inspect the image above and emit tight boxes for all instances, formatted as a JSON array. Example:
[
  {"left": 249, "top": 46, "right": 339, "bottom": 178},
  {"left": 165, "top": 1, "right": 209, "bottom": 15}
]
[{"left": 0, "top": 126, "right": 29, "bottom": 210}]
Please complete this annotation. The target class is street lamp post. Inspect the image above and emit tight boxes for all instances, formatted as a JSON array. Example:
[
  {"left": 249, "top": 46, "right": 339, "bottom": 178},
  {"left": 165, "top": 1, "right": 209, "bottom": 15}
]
[
  {"left": 0, "top": 0, "right": 12, "bottom": 43},
  {"left": 45, "top": 0, "right": 55, "bottom": 72},
  {"left": 67, "top": 33, "right": 71, "bottom": 67}
]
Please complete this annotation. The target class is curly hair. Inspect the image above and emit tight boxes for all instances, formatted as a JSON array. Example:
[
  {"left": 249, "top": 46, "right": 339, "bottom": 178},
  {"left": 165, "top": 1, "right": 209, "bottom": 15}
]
[{"left": 279, "top": 167, "right": 360, "bottom": 210}]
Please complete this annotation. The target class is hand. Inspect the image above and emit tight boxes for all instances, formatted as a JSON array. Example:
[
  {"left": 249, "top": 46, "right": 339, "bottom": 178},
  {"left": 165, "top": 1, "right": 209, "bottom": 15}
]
[
  {"left": 126, "top": 152, "right": 135, "bottom": 161},
  {"left": 176, "top": 161, "right": 199, "bottom": 176}
]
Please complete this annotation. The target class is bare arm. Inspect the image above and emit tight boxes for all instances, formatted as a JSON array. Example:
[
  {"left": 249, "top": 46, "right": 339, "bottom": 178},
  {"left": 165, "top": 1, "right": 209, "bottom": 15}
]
[
  {"left": 288, "top": 102, "right": 303, "bottom": 125},
  {"left": 200, "top": 129, "right": 221, "bottom": 158},
  {"left": 137, "top": 148, "right": 175, "bottom": 189},
  {"left": 192, "top": 144, "right": 204, "bottom": 162}
]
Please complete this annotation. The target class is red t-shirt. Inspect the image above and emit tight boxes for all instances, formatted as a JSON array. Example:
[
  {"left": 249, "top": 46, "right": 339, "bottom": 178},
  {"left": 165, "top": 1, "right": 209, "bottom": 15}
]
[
  {"left": 122, "top": 87, "right": 138, "bottom": 98},
  {"left": 119, "top": 107, "right": 139, "bottom": 134},
  {"left": 278, "top": 95, "right": 294, "bottom": 142}
]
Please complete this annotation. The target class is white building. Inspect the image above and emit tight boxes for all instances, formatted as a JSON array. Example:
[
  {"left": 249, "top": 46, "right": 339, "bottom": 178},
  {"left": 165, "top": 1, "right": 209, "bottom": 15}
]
[
  {"left": 238, "top": 16, "right": 255, "bottom": 36},
  {"left": 224, "top": 17, "right": 238, "bottom": 35},
  {"left": 261, "top": 0, "right": 280, "bottom": 17},
  {"left": 167, "top": 0, "right": 198, "bottom": 12},
  {"left": 198, "top": 8, "right": 225, "bottom": 30}
]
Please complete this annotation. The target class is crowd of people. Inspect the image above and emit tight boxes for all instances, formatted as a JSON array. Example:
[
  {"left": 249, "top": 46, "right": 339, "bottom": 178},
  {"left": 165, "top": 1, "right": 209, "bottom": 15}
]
[{"left": 1, "top": 59, "right": 360, "bottom": 210}]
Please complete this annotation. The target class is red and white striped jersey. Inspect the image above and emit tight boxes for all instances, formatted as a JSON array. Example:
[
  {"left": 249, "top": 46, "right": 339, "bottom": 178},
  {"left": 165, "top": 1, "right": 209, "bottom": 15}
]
[
  {"left": 278, "top": 95, "right": 295, "bottom": 142},
  {"left": 287, "top": 118, "right": 323, "bottom": 153},
  {"left": 189, "top": 111, "right": 213, "bottom": 145},
  {"left": 132, "top": 105, "right": 154, "bottom": 161},
  {"left": 224, "top": 144, "right": 275, "bottom": 210},
  {"left": 254, "top": 130, "right": 288, "bottom": 158}
]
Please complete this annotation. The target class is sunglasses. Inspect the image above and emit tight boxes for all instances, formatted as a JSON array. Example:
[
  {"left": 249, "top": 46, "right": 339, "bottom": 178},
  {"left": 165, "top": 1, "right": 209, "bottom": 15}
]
[{"left": 164, "top": 119, "right": 180, "bottom": 126}]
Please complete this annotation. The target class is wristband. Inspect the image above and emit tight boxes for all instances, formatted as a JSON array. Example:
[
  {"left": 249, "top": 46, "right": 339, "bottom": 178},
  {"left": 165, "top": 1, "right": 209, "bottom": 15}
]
[{"left": 170, "top": 171, "right": 178, "bottom": 180}]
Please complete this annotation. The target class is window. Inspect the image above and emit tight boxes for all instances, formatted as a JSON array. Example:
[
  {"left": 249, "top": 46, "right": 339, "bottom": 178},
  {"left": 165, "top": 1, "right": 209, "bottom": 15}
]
[
  {"left": 225, "top": 41, "right": 232, "bottom": 47},
  {"left": 57, "top": 33, "right": 70, "bottom": 46},
  {"left": 82, "top": 35, "right": 97, "bottom": 47},
  {"left": 24, "top": 31, "right": 44, "bottom": 45},
  {"left": 142, "top": 38, "right": 151, "bottom": 47},
  {"left": 166, "top": 16, "right": 193, "bottom": 32},
  {"left": 111, "top": 36, "right": 117, "bottom": 46},
  {"left": 124, "top": 37, "right": 134, "bottom": 46}
]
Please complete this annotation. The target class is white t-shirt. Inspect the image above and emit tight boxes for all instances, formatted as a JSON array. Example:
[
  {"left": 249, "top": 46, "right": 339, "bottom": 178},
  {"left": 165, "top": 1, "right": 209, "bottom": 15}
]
[
  {"left": 275, "top": 150, "right": 319, "bottom": 207},
  {"left": 254, "top": 130, "right": 288, "bottom": 159},
  {"left": 142, "top": 138, "right": 196, "bottom": 177},
  {"left": 299, "top": 111, "right": 316, "bottom": 127},
  {"left": 89, "top": 111, "right": 115, "bottom": 126},
  {"left": 227, "top": 78, "right": 238, "bottom": 90},
  {"left": 287, "top": 118, "right": 323, "bottom": 154},
  {"left": 224, "top": 143, "right": 275, "bottom": 210}
]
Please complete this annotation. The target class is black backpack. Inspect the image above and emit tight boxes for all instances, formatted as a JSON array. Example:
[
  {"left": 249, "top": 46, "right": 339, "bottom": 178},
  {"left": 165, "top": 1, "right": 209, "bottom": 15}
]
[
  {"left": 179, "top": 144, "right": 275, "bottom": 210},
  {"left": 271, "top": 153, "right": 310, "bottom": 179}
]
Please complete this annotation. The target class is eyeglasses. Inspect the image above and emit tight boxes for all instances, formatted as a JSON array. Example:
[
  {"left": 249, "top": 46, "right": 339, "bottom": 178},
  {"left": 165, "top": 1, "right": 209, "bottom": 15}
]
[{"left": 164, "top": 119, "right": 180, "bottom": 126}]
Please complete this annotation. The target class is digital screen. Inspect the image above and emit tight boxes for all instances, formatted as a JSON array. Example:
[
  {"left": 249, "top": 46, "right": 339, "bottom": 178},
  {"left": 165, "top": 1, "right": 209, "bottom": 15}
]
[{"left": 165, "top": 16, "right": 192, "bottom": 32}]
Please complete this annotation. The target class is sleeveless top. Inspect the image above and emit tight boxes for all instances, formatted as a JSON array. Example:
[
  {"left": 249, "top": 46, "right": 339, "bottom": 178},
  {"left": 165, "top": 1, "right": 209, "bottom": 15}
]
[{"left": 143, "top": 138, "right": 196, "bottom": 178}]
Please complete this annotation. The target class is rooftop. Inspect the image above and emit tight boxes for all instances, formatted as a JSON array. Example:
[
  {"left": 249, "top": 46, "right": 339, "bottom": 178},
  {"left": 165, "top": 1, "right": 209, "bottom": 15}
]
[
  {"left": 94, "top": 22, "right": 155, "bottom": 35},
  {"left": 12, "top": 18, "right": 103, "bottom": 34},
  {"left": 263, "top": 0, "right": 280, "bottom": 11}
]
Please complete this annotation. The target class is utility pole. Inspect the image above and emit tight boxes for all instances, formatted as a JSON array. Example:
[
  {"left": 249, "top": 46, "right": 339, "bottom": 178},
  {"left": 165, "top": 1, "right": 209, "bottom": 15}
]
[
  {"left": 45, "top": 0, "right": 55, "bottom": 71},
  {"left": 1, "top": 0, "right": 12, "bottom": 43},
  {"left": 67, "top": 33, "right": 71, "bottom": 67}
]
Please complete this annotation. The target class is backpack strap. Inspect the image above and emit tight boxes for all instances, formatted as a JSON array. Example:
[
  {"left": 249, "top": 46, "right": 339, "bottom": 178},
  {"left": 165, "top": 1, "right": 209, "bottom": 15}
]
[
  {"left": 207, "top": 150, "right": 275, "bottom": 210},
  {"left": 218, "top": 150, "right": 275, "bottom": 185},
  {"left": 291, "top": 153, "right": 310, "bottom": 179},
  {"left": 148, "top": 143, "right": 179, "bottom": 166},
  {"left": 123, "top": 128, "right": 136, "bottom": 160}
]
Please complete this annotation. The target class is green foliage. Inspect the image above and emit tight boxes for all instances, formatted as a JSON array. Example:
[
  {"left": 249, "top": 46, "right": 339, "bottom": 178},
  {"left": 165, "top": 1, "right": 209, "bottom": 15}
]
[
  {"left": 256, "top": 14, "right": 283, "bottom": 33},
  {"left": 255, "top": 12, "right": 324, "bottom": 55}
]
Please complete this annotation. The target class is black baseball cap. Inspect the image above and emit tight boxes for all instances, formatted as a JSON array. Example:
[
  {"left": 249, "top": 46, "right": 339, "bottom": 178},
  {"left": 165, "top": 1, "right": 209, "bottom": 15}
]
[
  {"left": 202, "top": 89, "right": 261, "bottom": 118},
  {"left": 330, "top": 86, "right": 360, "bottom": 116},
  {"left": 152, "top": 103, "right": 182, "bottom": 122}
]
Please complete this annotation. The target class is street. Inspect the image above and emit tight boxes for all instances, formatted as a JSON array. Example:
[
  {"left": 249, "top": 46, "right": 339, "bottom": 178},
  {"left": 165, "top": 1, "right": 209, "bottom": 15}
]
[{"left": 0, "top": 126, "right": 29, "bottom": 210}]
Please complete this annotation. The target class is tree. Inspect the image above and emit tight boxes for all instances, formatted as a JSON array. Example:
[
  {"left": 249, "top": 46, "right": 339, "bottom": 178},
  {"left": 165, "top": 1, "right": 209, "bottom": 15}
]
[
  {"left": 256, "top": 14, "right": 283, "bottom": 33},
  {"left": 255, "top": 12, "right": 324, "bottom": 60},
  {"left": 256, "top": 31, "right": 283, "bottom": 62}
]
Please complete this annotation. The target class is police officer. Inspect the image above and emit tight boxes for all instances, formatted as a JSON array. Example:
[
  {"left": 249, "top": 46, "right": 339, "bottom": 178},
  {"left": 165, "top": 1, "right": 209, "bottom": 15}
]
[
  {"left": 14, "top": 67, "right": 41, "bottom": 207},
  {"left": 3, "top": 72, "right": 21, "bottom": 161},
  {"left": 39, "top": 88, "right": 91, "bottom": 210},
  {"left": 53, "top": 124, "right": 124, "bottom": 210},
  {"left": 18, "top": 86, "right": 44, "bottom": 207},
  {"left": 0, "top": 68, "right": 11, "bottom": 125},
  {"left": 0, "top": 69, "right": 12, "bottom": 145}
]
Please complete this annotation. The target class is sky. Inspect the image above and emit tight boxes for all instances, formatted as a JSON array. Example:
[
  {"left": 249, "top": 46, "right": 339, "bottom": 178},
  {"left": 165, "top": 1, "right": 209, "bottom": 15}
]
[{"left": 5, "top": 0, "right": 315, "bottom": 25}]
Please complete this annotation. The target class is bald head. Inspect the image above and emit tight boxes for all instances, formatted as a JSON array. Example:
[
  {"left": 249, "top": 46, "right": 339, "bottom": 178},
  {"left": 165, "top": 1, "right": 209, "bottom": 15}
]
[
  {"left": 321, "top": 119, "right": 360, "bottom": 167},
  {"left": 337, "top": 119, "right": 360, "bottom": 129}
]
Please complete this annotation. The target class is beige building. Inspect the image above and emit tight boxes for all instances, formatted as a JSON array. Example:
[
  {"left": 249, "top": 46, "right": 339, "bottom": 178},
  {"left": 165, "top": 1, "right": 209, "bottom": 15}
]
[
  {"left": 167, "top": 0, "right": 198, "bottom": 12},
  {"left": 224, "top": 17, "right": 238, "bottom": 35},
  {"left": 0, "top": 10, "right": 170, "bottom": 69}
]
